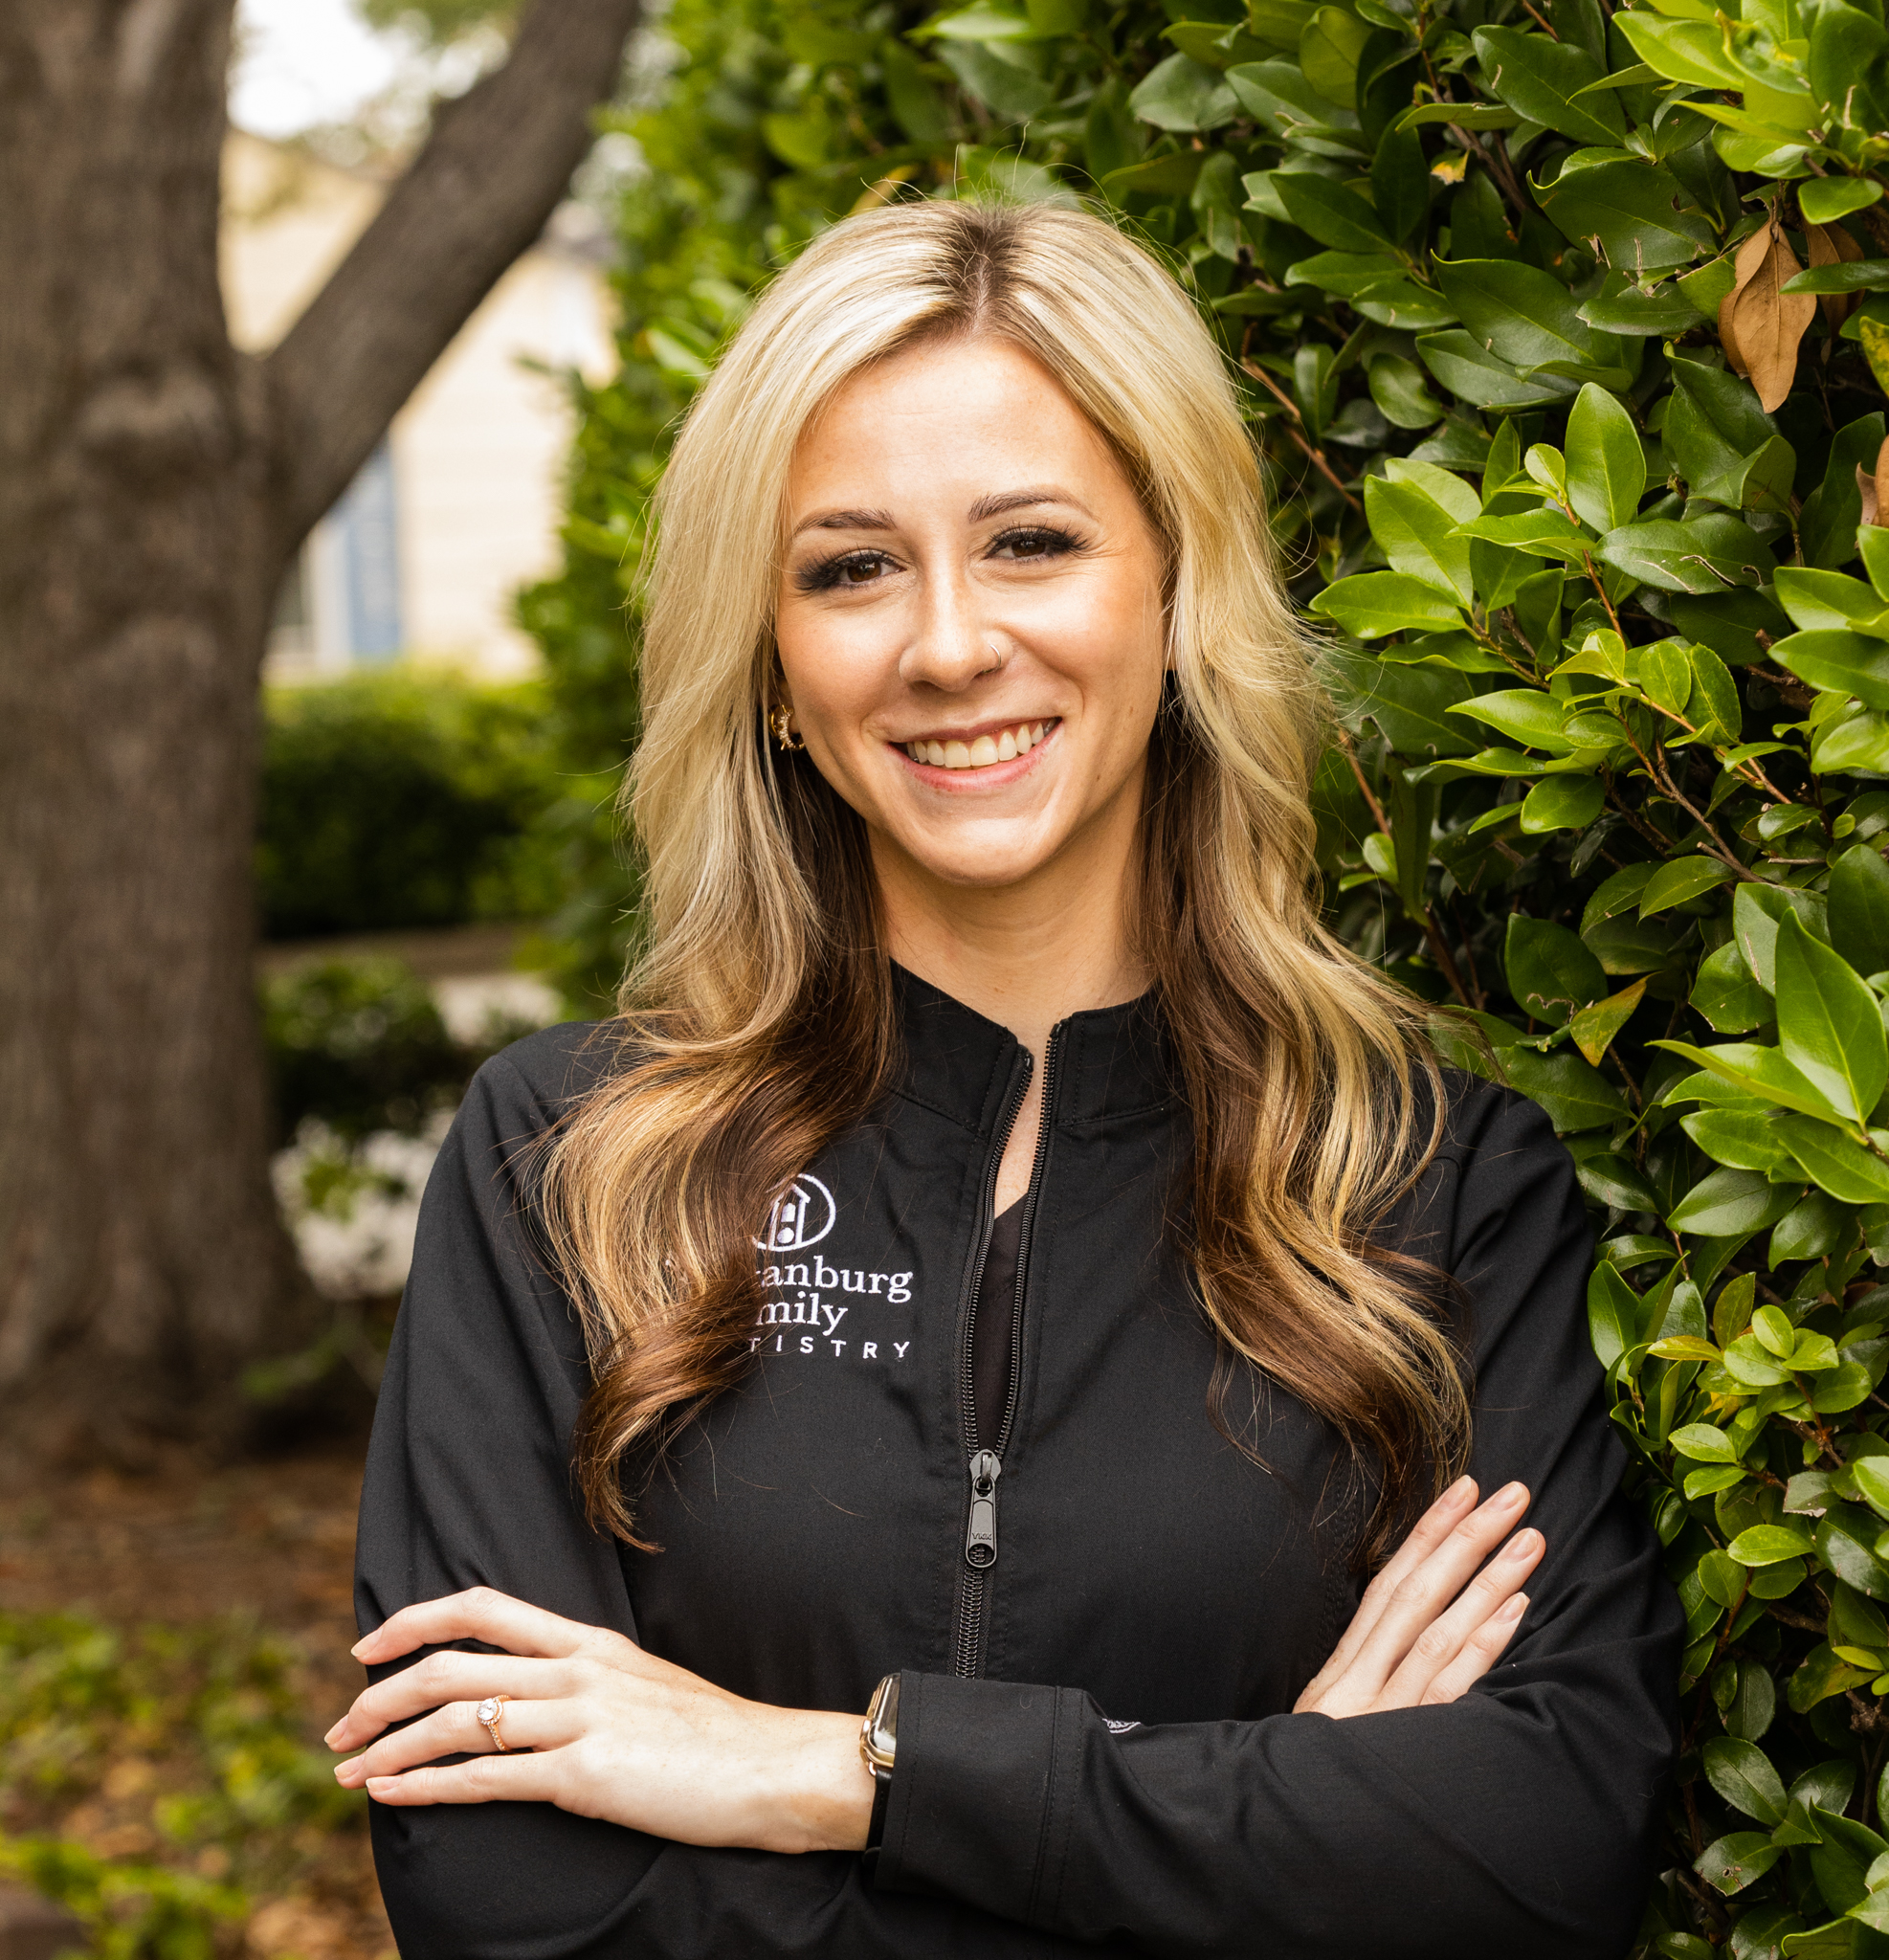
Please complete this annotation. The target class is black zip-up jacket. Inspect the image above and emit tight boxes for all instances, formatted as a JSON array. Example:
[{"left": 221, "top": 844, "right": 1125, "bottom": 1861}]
[{"left": 354, "top": 974, "right": 1681, "bottom": 1959}]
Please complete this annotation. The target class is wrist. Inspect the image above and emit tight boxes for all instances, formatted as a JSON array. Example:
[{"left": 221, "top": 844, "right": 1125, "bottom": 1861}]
[{"left": 753, "top": 1706, "right": 877, "bottom": 1854}]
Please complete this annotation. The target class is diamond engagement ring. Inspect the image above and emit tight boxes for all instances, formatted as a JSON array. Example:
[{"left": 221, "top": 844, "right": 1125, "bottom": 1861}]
[{"left": 476, "top": 1695, "right": 510, "bottom": 1751}]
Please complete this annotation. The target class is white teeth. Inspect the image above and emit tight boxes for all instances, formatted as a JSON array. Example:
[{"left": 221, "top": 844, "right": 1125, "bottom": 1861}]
[{"left": 908, "top": 722, "right": 1052, "bottom": 768}]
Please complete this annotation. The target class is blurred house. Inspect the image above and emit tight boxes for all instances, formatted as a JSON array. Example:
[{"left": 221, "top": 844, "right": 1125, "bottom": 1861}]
[{"left": 223, "top": 128, "right": 616, "bottom": 679}]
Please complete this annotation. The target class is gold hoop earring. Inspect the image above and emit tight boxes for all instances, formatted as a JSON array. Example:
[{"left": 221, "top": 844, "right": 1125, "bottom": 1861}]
[{"left": 768, "top": 704, "right": 805, "bottom": 752}]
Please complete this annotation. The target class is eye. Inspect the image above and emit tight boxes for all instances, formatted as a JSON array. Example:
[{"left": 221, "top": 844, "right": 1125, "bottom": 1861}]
[
  {"left": 988, "top": 525, "right": 1085, "bottom": 564},
  {"left": 795, "top": 549, "right": 898, "bottom": 594}
]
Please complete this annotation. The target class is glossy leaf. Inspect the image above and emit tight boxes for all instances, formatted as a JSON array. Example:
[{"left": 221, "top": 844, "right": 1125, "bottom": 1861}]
[
  {"left": 1774, "top": 909, "right": 1888, "bottom": 1125},
  {"left": 1564, "top": 384, "right": 1647, "bottom": 535}
]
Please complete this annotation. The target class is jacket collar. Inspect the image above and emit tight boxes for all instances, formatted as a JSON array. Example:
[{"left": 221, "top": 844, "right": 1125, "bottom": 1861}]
[{"left": 890, "top": 965, "right": 1180, "bottom": 1139}]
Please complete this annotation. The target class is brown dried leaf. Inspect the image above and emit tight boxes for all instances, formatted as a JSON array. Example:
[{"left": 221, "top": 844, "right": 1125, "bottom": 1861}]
[
  {"left": 1867, "top": 434, "right": 1889, "bottom": 528},
  {"left": 1719, "top": 220, "right": 1774, "bottom": 381},
  {"left": 1726, "top": 219, "right": 1816, "bottom": 411},
  {"left": 1805, "top": 217, "right": 1864, "bottom": 334}
]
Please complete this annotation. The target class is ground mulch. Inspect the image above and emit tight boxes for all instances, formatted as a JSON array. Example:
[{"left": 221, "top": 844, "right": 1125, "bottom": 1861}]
[{"left": 0, "top": 1443, "right": 391, "bottom": 1959}]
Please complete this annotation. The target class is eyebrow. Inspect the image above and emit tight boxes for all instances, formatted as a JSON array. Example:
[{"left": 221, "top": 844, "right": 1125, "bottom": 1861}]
[{"left": 788, "top": 486, "right": 1095, "bottom": 540}]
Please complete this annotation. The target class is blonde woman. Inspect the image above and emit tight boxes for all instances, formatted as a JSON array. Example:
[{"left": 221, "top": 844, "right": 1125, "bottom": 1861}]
[{"left": 330, "top": 201, "right": 1679, "bottom": 1957}]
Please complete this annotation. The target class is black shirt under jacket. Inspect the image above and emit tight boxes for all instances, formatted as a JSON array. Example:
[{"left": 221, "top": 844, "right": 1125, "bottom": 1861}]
[{"left": 354, "top": 972, "right": 1681, "bottom": 1960}]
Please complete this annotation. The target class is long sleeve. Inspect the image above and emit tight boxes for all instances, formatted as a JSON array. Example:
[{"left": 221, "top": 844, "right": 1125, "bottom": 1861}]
[
  {"left": 870, "top": 1089, "right": 1682, "bottom": 1958},
  {"left": 353, "top": 1041, "right": 1117, "bottom": 1959}
]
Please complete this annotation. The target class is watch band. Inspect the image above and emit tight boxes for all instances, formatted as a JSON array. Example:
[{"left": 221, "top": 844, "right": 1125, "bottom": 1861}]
[{"left": 859, "top": 1671, "right": 900, "bottom": 1783}]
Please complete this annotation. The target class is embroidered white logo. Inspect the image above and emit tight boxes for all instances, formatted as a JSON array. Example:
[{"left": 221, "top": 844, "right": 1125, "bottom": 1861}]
[{"left": 756, "top": 1174, "right": 836, "bottom": 1252}]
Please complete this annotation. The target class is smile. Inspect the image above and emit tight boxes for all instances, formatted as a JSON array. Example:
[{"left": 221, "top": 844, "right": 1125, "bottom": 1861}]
[{"left": 900, "top": 720, "right": 1056, "bottom": 771}]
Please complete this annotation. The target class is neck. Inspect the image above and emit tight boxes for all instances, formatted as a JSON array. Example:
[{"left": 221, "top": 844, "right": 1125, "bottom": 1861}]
[{"left": 870, "top": 807, "right": 1150, "bottom": 1062}]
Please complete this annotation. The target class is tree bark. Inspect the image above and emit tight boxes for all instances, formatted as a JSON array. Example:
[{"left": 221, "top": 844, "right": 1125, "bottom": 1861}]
[{"left": 0, "top": 0, "right": 641, "bottom": 1464}]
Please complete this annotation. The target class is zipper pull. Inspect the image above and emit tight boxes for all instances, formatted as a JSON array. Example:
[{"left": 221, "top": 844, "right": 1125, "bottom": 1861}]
[{"left": 965, "top": 1450, "right": 1002, "bottom": 1570}]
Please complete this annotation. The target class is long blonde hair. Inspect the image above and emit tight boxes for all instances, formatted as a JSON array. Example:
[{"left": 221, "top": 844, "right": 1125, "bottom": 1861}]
[{"left": 540, "top": 198, "right": 1463, "bottom": 1557}]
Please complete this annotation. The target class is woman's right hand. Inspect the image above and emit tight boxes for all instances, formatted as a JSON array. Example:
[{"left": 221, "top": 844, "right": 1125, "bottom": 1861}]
[{"left": 1295, "top": 1477, "right": 1543, "bottom": 1719}]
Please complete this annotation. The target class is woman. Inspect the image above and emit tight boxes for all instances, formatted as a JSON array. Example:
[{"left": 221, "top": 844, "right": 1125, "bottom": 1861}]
[{"left": 331, "top": 200, "right": 1680, "bottom": 1957}]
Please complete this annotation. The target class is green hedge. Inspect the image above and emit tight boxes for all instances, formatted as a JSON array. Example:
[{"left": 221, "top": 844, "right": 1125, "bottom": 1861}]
[
  {"left": 522, "top": 0, "right": 1889, "bottom": 1946},
  {"left": 258, "top": 671, "right": 561, "bottom": 941}
]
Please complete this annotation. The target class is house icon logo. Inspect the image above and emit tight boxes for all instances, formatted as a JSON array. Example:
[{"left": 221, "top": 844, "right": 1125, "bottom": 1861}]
[{"left": 758, "top": 1174, "right": 836, "bottom": 1252}]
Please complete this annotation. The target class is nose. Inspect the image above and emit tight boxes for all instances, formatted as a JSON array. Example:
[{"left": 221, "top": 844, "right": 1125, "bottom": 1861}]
[{"left": 898, "top": 562, "right": 1002, "bottom": 694}]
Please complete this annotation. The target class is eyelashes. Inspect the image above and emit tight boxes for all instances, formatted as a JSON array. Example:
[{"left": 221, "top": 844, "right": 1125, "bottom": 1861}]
[{"left": 791, "top": 525, "right": 1090, "bottom": 595}]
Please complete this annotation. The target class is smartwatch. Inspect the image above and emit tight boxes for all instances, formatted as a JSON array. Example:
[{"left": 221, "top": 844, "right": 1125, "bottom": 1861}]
[{"left": 859, "top": 1672, "right": 900, "bottom": 1861}]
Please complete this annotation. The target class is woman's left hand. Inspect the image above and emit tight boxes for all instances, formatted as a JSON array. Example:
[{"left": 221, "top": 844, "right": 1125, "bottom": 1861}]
[{"left": 326, "top": 1588, "right": 875, "bottom": 1854}]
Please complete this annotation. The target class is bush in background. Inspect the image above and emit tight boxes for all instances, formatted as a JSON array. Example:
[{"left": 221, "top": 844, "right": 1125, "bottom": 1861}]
[{"left": 259, "top": 670, "right": 562, "bottom": 941}]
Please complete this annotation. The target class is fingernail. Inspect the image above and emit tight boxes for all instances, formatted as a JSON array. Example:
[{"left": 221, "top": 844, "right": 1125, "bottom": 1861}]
[
  {"left": 322, "top": 1723, "right": 344, "bottom": 1748},
  {"left": 1501, "top": 1592, "right": 1527, "bottom": 1620},
  {"left": 1505, "top": 1528, "right": 1542, "bottom": 1560},
  {"left": 1449, "top": 1476, "right": 1477, "bottom": 1502},
  {"left": 349, "top": 1639, "right": 369, "bottom": 1659},
  {"left": 1496, "top": 1481, "right": 1527, "bottom": 1508},
  {"left": 367, "top": 1777, "right": 399, "bottom": 1797}
]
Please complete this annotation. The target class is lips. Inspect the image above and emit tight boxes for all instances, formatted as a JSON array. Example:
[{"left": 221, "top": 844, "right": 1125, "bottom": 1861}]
[{"left": 902, "top": 720, "right": 1055, "bottom": 770}]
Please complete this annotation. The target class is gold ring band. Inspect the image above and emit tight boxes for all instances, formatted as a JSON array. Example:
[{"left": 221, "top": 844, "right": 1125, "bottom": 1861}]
[{"left": 475, "top": 1694, "right": 510, "bottom": 1752}]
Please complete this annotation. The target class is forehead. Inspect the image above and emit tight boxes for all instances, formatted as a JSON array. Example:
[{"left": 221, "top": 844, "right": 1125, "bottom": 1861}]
[{"left": 784, "top": 336, "right": 1129, "bottom": 512}]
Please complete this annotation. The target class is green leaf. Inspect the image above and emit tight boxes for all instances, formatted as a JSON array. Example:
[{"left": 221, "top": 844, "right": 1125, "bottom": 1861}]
[
  {"left": 1831, "top": 844, "right": 1889, "bottom": 979},
  {"left": 1702, "top": 1737, "right": 1789, "bottom": 1826},
  {"left": 1225, "top": 58, "right": 1364, "bottom": 142},
  {"left": 1505, "top": 915, "right": 1607, "bottom": 1025},
  {"left": 1736, "top": 882, "right": 1831, "bottom": 993},
  {"left": 1101, "top": 151, "right": 1203, "bottom": 197},
  {"left": 1698, "top": 1831, "right": 1784, "bottom": 1895},
  {"left": 1447, "top": 688, "right": 1575, "bottom": 751},
  {"left": 1585, "top": 913, "right": 1683, "bottom": 975},
  {"left": 1452, "top": 507, "right": 1593, "bottom": 561},
  {"left": 1776, "top": 908, "right": 1888, "bottom": 1125},
  {"left": 1672, "top": 1421, "right": 1740, "bottom": 1462},
  {"left": 1533, "top": 158, "right": 1721, "bottom": 276},
  {"left": 1588, "top": 1260, "right": 1640, "bottom": 1367},
  {"left": 1617, "top": 10, "right": 1772, "bottom": 90},
  {"left": 1324, "top": 652, "right": 1481, "bottom": 757},
  {"left": 1578, "top": 278, "right": 1710, "bottom": 337},
  {"left": 1730, "top": 1524, "right": 1819, "bottom": 1564},
  {"left": 1583, "top": 862, "right": 1655, "bottom": 930},
  {"left": 1470, "top": 25, "right": 1625, "bottom": 145},
  {"left": 1663, "top": 356, "right": 1793, "bottom": 513},
  {"left": 1128, "top": 52, "right": 1239, "bottom": 130},
  {"left": 1597, "top": 516, "right": 1779, "bottom": 593},
  {"left": 1671, "top": 1166, "right": 1803, "bottom": 1236},
  {"left": 1800, "top": 414, "right": 1886, "bottom": 571},
  {"left": 1415, "top": 331, "right": 1573, "bottom": 411},
  {"left": 1299, "top": 4, "right": 1374, "bottom": 108},
  {"left": 1774, "top": 632, "right": 1889, "bottom": 711},
  {"left": 1494, "top": 1044, "right": 1629, "bottom": 1131},
  {"left": 1260, "top": 169, "right": 1394, "bottom": 251},
  {"left": 1310, "top": 573, "right": 1467, "bottom": 638},
  {"left": 1367, "top": 354, "right": 1447, "bottom": 430},
  {"left": 1564, "top": 384, "right": 1647, "bottom": 535},
  {"left": 1775, "top": 1113, "right": 1889, "bottom": 1202},
  {"left": 1369, "top": 118, "right": 1430, "bottom": 247},
  {"left": 1654, "top": 1037, "right": 1845, "bottom": 1122},
  {"left": 1818, "top": 1512, "right": 1889, "bottom": 1602},
  {"left": 1519, "top": 773, "right": 1605, "bottom": 833},
  {"left": 1802, "top": 179, "right": 1885, "bottom": 224},
  {"left": 1690, "top": 942, "right": 1773, "bottom": 1036},
  {"left": 1641, "top": 857, "right": 1736, "bottom": 916},
  {"left": 1680, "top": 1106, "right": 1798, "bottom": 1175},
  {"left": 1433, "top": 256, "right": 1617, "bottom": 375},
  {"left": 1775, "top": 568, "right": 1889, "bottom": 635},
  {"left": 1365, "top": 475, "right": 1477, "bottom": 605}
]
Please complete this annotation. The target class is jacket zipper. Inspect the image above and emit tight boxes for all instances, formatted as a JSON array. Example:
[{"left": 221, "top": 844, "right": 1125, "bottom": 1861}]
[{"left": 950, "top": 1024, "right": 1064, "bottom": 1679}]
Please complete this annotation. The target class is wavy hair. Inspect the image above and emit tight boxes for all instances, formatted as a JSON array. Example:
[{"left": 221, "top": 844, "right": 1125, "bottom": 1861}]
[{"left": 538, "top": 198, "right": 1464, "bottom": 1559}]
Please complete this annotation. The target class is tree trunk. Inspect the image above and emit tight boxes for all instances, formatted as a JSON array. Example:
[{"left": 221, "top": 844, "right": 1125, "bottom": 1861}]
[{"left": 0, "top": 0, "right": 642, "bottom": 1463}]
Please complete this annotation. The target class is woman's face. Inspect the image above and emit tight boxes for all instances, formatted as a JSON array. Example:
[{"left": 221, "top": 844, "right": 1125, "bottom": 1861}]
[{"left": 774, "top": 335, "right": 1167, "bottom": 900}]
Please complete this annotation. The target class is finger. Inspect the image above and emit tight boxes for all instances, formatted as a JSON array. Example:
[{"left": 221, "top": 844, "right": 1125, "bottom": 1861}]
[
  {"left": 365, "top": 1748, "right": 565, "bottom": 1809},
  {"left": 1299, "top": 1478, "right": 1479, "bottom": 1702},
  {"left": 326, "top": 1652, "right": 564, "bottom": 1751},
  {"left": 353, "top": 1588, "right": 595, "bottom": 1668},
  {"left": 1342, "top": 1481, "right": 1532, "bottom": 1699},
  {"left": 335, "top": 1696, "right": 576, "bottom": 1786},
  {"left": 1417, "top": 1592, "right": 1528, "bottom": 1706},
  {"left": 1375, "top": 1526, "right": 1544, "bottom": 1710}
]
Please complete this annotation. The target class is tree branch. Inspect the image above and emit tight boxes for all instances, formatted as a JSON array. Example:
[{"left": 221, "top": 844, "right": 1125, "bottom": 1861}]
[{"left": 261, "top": 0, "right": 643, "bottom": 550}]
